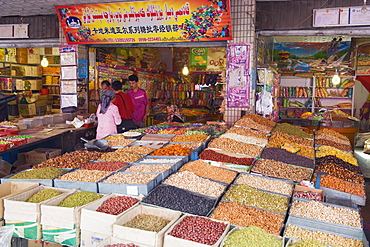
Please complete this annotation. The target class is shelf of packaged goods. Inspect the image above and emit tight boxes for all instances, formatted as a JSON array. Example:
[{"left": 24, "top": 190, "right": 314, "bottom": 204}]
[
  {"left": 49, "top": 94, "right": 60, "bottom": 96},
  {"left": 313, "top": 107, "right": 352, "bottom": 110},
  {"left": 42, "top": 84, "right": 59, "bottom": 86},
  {"left": 42, "top": 74, "right": 60, "bottom": 76},
  {"left": 46, "top": 64, "right": 60, "bottom": 67},
  {"left": 0, "top": 76, "right": 41, "bottom": 79},
  {"left": 280, "top": 107, "right": 308, "bottom": 109},
  {"left": 278, "top": 97, "right": 311, "bottom": 99},
  {"left": 315, "top": 97, "right": 351, "bottom": 99}
]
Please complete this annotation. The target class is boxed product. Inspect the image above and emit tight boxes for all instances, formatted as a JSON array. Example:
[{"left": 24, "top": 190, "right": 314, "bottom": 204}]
[
  {"left": 112, "top": 205, "right": 181, "bottom": 247},
  {"left": 17, "top": 48, "right": 28, "bottom": 63},
  {"left": 18, "top": 103, "right": 37, "bottom": 117},
  {"left": 4, "top": 186, "right": 73, "bottom": 240},
  {"left": 41, "top": 191, "right": 108, "bottom": 246},
  {"left": 0, "top": 181, "right": 39, "bottom": 219},
  {"left": 24, "top": 148, "right": 61, "bottom": 165},
  {"left": 0, "top": 159, "right": 12, "bottom": 178},
  {"left": 80, "top": 193, "right": 141, "bottom": 236}
]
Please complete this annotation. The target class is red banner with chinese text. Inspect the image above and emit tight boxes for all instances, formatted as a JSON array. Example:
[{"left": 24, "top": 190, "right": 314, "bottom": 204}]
[{"left": 55, "top": 0, "right": 232, "bottom": 44}]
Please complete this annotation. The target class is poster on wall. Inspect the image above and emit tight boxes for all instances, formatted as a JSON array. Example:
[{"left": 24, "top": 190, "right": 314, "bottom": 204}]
[
  {"left": 207, "top": 47, "right": 226, "bottom": 71},
  {"left": 273, "top": 41, "right": 351, "bottom": 72},
  {"left": 226, "top": 43, "right": 250, "bottom": 108},
  {"left": 55, "top": 0, "right": 232, "bottom": 44}
]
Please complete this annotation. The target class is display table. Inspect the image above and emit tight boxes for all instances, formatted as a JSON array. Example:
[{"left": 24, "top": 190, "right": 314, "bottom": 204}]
[{"left": 0, "top": 126, "right": 96, "bottom": 164}]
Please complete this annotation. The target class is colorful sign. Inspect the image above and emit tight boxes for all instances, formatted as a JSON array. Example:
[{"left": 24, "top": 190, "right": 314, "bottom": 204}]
[
  {"left": 55, "top": 0, "right": 232, "bottom": 44},
  {"left": 226, "top": 43, "right": 251, "bottom": 108},
  {"left": 190, "top": 47, "right": 208, "bottom": 69}
]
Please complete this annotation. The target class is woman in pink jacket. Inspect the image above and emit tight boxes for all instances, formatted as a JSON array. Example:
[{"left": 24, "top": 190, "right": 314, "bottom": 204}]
[{"left": 96, "top": 90, "right": 122, "bottom": 139}]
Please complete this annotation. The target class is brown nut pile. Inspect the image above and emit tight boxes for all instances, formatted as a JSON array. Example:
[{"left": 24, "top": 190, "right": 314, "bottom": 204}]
[
  {"left": 235, "top": 174, "right": 293, "bottom": 196},
  {"left": 163, "top": 171, "right": 226, "bottom": 197},
  {"left": 124, "top": 164, "right": 173, "bottom": 173},
  {"left": 316, "top": 163, "right": 364, "bottom": 184},
  {"left": 210, "top": 201, "right": 284, "bottom": 235},
  {"left": 57, "top": 170, "right": 112, "bottom": 182},
  {"left": 315, "top": 139, "right": 352, "bottom": 151},
  {"left": 102, "top": 172, "right": 157, "bottom": 184},
  {"left": 198, "top": 149, "right": 255, "bottom": 167},
  {"left": 234, "top": 117, "right": 273, "bottom": 132},
  {"left": 284, "top": 225, "right": 364, "bottom": 247},
  {"left": 208, "top": 138, "right": 263, "bottom": 157},
  {"left": 34, "top": 150, "right": 103, "bottom": 169},
  {"left": 98, "top": 151, "right": 142, "bottom": 162},
  {"left": 270, "top": 131, "right": 312, "bottom": 147},
  {"left": 289, "top": 200, "right": 362, "bottom": 228},
  {"left": 179, "top": 160, "right": 237, "bottom": 184},
  {"left": 243, "top": 113, "right": 276, "bottom": 127},
  {"left": 80, "top": 161, "right": 129, "bottom": 171},
  {"left": 103, "top": 136, "right": 135, "bottom": 147},
  {"left": 315, "top": 133, "right": 351, "bottom": 146},
  {"left": 116, "top": 146, "right": 156, "bottom": 155},
  {"left": 320, "top": 175, "right": 365, "bottom": 197},
  {"left": 316, "top": 128, "right": 349, "bottom": 140},
  {"left": 171, "top": 134, "right": 209, "bottom": 142},
  {"left": 226, "top": 126, "right": 269, "bottom": 140},
  {"left": 220, "top": 133, "right": 267, "bottom": 146},
  {"left": 251, "top": 159, "right": 313, "bottom": 181}
]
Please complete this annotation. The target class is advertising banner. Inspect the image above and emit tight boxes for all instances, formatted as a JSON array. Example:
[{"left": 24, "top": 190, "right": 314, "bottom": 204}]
[{"left": 55, "top": 0, "right": 232, "bottom": 44}]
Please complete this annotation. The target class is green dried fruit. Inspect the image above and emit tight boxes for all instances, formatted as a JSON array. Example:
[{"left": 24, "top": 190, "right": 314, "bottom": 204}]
[
  {"left": 123, "top": 214, "right": 170, "bottom": 232},
  {"left": 223, "top": 226, "right": 281, "bottom": 247},
  {"left": 224, "top": 184, "right": 289, "bottom": 214},
  {"left": 10, "top": 167, "right": 65, "bottom": 179},
  {"left": 289, "top": 239, "right": 326, "bottom": 247},
  {"left": 26, "top": 189, "right": 62, "bottom": 203},
  {"left": 58, "top": 191, "right": 103, "bottom": 207}
]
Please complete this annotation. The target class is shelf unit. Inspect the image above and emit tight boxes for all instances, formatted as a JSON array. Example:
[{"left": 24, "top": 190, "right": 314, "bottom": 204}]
[{"left": 278, "top": 76, "right": 355, "bottom": 120}]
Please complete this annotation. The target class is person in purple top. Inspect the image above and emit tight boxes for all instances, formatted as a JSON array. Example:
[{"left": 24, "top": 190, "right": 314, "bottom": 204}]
[{"left": 127, "top": 74, "right": 149, "bottom": 128}]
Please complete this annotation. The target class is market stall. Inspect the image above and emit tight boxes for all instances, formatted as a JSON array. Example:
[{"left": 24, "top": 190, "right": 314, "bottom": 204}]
[{"left": 0, "top": 113, "right": 367, "bottom": 247}]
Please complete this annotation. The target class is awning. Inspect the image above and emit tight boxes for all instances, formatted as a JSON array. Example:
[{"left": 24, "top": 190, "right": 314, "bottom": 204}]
[{"left": 356, "top": 75, "right": 370, "bottom": 93}]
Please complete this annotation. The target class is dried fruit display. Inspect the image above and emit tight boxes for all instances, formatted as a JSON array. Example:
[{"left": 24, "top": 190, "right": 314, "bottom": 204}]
[
  {"left": 122, "top": 214, "right": 170, "bottom": 232},
  {"left": 234, "top": 117, "right": 273, "bottom": 132},
  {"left": 198, "top": 149, "right": 255, "bottom": 166},
  {"left": 272, "top": 123, "right": 313, "bottom": 139},
  {"left": 208, "top": 138, "right": 263, "bottom": 157},
  {"left": 169, "top": 216, "right": 227, "bottom": 245},
  {"left": 251, "top": 159, "right": 313, "bottom": 181},
  {"left": 226, "top": 126, "right": 269, "bottom": 140},
  {"left": 223, "top": 226, "right": 282, "bottom": 247},
  {"left": 210, "top": 201, "right": 284, "bottom": 235},
  {"left": 142, "top": 185, "right": 216, "bottom": 216},
  {"left": 260, "top": 147, "right": 314, "bottom": 169},
  {"left": 319, "top": 175, "right": 365, "bottom": 197},
  {"left": 97, "top": 196, "right": 139, "bottom": 215},
  {"left": 150, "top": 144, "right": 191, "bottom": 156},
  {"left": 289, "top": 200, "right": 361, "bottom": 228},
  {"left": 315, "top": 146, "right": 358, "bottom": 166},
  {"left": 270, "top": 131, "right": 312, "bottom": 146},
  {"left": 267, "top": 137, "right": 314, "bottom": 159},
  {"left": 316, "top": 162, "right": 364, "bottom": 184},
  {"left": 179, "top": 160, "right": 237, "bottom": 184}
]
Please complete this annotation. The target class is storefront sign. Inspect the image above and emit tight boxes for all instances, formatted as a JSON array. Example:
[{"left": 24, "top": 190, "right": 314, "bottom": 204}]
[
  {"left": 226, "top": 43, "right": 251, "bottom": 108},
  {"left": 55, "top": 0, "right": 232, "bottom": 44}
]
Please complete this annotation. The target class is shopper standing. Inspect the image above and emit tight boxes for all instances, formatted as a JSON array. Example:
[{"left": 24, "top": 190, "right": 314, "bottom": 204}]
[
  {"left": 99, "top": 80, "right": 112, "bottom": 99},
  {"left": 112, "top": 80, "right": 135, "bottom": 133},
  {"left": 127, "top": 74, "right": 149, "bottom": 128},
  {"left": 96, "top": 90, "right": 122, "bottom": 139}
]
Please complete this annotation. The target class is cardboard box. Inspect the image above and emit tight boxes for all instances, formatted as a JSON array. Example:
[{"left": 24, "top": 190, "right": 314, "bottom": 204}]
[
  {"left": 0, "top": 159, "right": 12, "bottom": 178},
  {"left": 112, "top": 205, "right": 181, "bottom": 247},
  {"left": 25, "top": 148, "right": 61, "bottom": 165},
  {"left": 16, "top": 79, "right": 24, "bottom": 91},
  {"left": 0, "top": 181, "right": 38, "bottom": 219},
  {"left": 163, "top": 214, "right": 230, "bottom": 247},
  {"left": 19, "top": 103, "right": 37, "bottom": 117},
  {"left": 6, "top": 48, "right": 17, "bottom": 62},
  {"left": 293, "top": 185, "right": 324, "bottom": 201},
  {"left": 28, "top": 239, "right": 63, "bottom": 247},
  {"left": 80, "top": 230, "right": 109, "bottom": 247},
  {"left": 80, "top": 193, "right": 140, "bottom": 235},
  {"left": 5, "top": 220, "right": 42, "bottom": 240},
  {"left": 97, "top": 237, "right": 152, "bottom": 247},
  {"left": 42, "top": 224, "right": 80, "bottom": 247},
  {"left": 40, "top": 192, "right": 108, "bottom": 229}
]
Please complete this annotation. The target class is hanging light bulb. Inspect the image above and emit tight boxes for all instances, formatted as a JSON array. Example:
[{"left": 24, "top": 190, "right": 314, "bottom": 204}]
[
  {"left": 332, "top": 70, "right": 341, "bottom": 85},
  {"left": 182, "top": 64, "right": 189, "bottom": 75},
  {"left": 361, "top": 0, "right": 368, "bottom": 13},
  {"left": 41, "top": 55, "right": 49, "bottom": 67}
]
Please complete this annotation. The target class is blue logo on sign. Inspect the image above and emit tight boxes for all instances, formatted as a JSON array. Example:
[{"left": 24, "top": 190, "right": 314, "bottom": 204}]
[{"left": 66, "top": 17, "right": 81, "bottom": 29}]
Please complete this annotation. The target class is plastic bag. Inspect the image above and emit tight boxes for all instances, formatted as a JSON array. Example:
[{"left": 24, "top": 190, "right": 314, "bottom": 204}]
[
  {"left": 256, "top": 89, "right": 273, "bottom": 116},
  {"left": 0, "top": 225, "right": 14, "bottom": 247}
]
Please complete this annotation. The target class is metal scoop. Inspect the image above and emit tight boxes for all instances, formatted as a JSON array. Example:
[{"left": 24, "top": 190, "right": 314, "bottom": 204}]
[{"left": 80, "top": 137, "right": 109, "bottom": 150}]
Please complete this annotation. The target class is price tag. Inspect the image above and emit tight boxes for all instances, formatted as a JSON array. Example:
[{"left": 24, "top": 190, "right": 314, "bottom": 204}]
[{"left": 127, "top": 186, "right": 139, "bottom": 196}]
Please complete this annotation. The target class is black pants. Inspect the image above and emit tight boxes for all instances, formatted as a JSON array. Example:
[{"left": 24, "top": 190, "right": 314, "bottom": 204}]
[{"left": 117, "top": 119, "right": 135, "bottom": 133}]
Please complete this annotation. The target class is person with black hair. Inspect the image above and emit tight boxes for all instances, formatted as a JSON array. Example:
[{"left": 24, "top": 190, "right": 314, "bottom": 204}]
[
  {"left": 127, "top": 74, "right": 149, "bottom": 128},
  {"left": 112, "top": 80, "right": 135, "bottom": 132}
]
